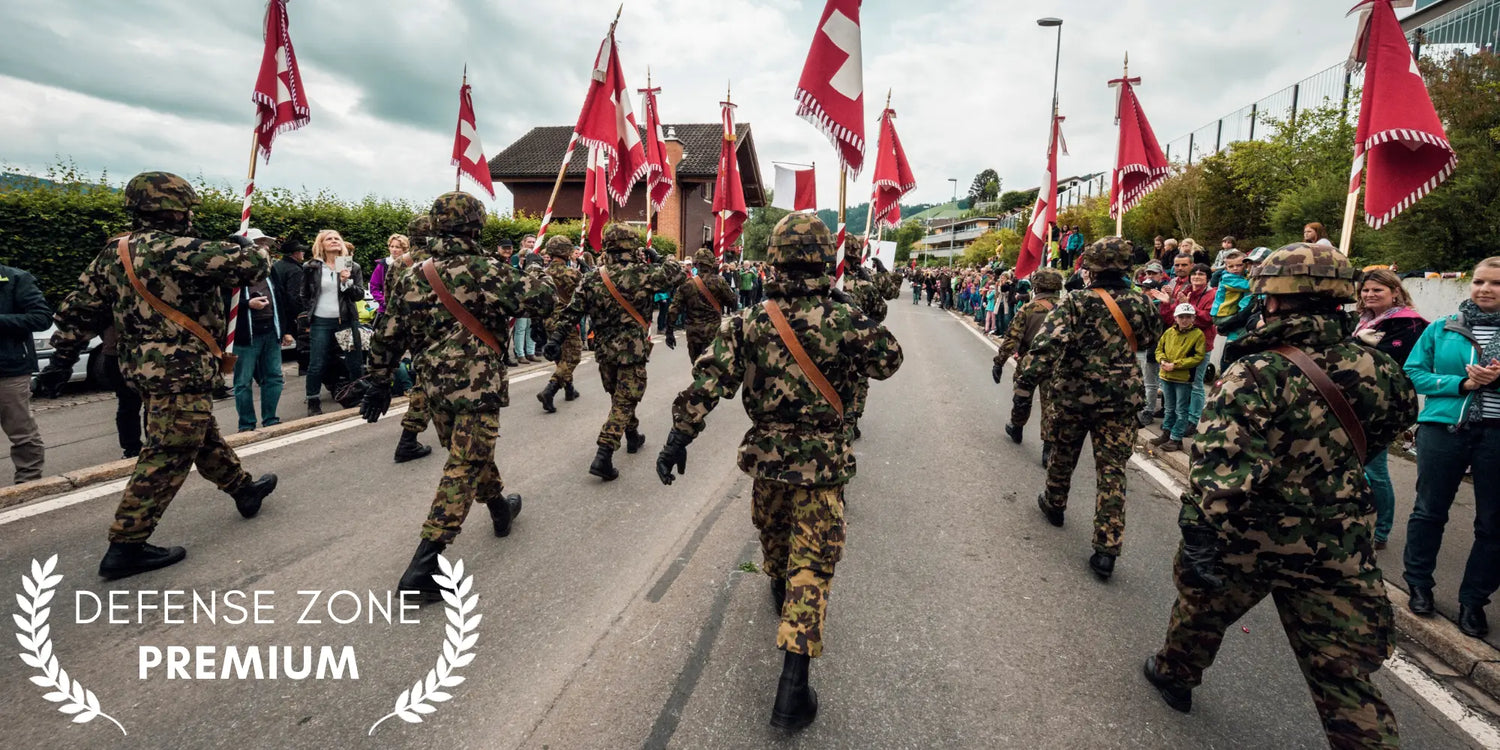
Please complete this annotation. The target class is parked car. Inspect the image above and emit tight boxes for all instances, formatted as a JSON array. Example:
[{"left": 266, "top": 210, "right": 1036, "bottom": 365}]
[{"left": 32, "top": 325, "right": 105, "bottom": 385}]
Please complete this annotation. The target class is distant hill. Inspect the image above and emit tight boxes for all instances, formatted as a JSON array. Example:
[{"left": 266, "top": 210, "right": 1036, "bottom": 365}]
[
  {"left": 0, "top": 173, "right": 61, "bottom": 190},
  {"left": 815, "top": 202, "right": 936, "bottom": 234}
]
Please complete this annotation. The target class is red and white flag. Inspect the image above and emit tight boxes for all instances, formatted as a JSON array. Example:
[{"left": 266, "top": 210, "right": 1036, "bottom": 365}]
[
  {"left": 870, "top": 107, "right": 916, "bottom": 229},
  {"left": 795, "top": 0, "right": 865, "bottom": 175},
  {"left": 575, "top": 30, "right": 649, "bottom": 206},
  {"left": 639, "top": 85, "right": 674, "bottom": 212},
  {"left": 451, "top": 77, "right": 495, "bottom": 199},
  {"left": 582, "top": 145, "right": 609, "bottom": 252},
  {"left": 712, "top": 100, "right": 747, "bottom": 260},
  {"left": 1346, "top": 0, "right": 1455, "bottom": 229},
  {"left": 771, "top": 165, "right": 818, "bottom": 212},
  {"left": 1017, "top": 114, "right": 1066, "bottom": 280},
  {"left": 1108, "top": 76, "right": 1168, "bottom": 219},
  {"left": 251, "top": 0, "right": 310, "bottom": 162}
]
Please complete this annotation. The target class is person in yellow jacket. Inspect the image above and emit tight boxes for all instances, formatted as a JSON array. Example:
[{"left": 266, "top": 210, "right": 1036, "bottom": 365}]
[{"left": 1150, "top": 303, "right": 1206, "bottom": 452}]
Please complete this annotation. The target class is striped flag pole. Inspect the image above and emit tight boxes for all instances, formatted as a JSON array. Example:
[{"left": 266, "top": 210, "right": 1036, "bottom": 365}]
[
  {"left": 832, "top": 165, "right": 847, "bottom": 284},
  {"left": 534, "top": 132, "right": 580, "bottom": 250},
  {"left": 227, "top": 128, "right": 261, "bottom": 355}
]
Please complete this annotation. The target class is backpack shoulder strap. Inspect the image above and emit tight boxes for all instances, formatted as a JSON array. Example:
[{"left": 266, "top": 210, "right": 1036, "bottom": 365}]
[
  {"left": 1094, "top": 289, "right": 1138, "bottom": 353},
  {"left": 762, "top": 300, "right": 844, "bottom": 418},
  {"left": 1269, "top": 345, "right": 1368, "bottom": 465},
  {"left": 691, "top": 275, "right": 722, "bottom": 314},
  {"left": 600, "top": 267, "right": 650, "bottom": 330},
  {"left": 421, "top": 260, "right": 506, "bottom": 358},
  {"left": 116, "top": 237, "right": 225, "bottom": 359}
]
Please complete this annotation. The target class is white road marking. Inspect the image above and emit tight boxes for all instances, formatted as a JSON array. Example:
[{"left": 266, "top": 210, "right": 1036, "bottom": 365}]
[
  {"left": 0, "top": 366, "right": 563, "bottom": 527},
  {"left": 948, "top": 310, "right": 1001, "bottom": 351}
]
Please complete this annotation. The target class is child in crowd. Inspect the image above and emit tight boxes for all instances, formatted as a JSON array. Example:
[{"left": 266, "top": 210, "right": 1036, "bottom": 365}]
[
  {"left": 1151, "top": 303, "right": 1207, "bottom": 453},
  {"left": 1211, "top": 250, "right": 1249, "bottom": 320}
]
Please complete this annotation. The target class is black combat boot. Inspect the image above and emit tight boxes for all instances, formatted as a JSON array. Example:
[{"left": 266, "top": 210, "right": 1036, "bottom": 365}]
[
  {"left": 98, "top": 542, "right": 187, "bottom": 580},
  {"left": 625, "top": 428, "right": 646, "bottom": 454},
  {"left": 230, "top": 473, "right": 277, "bottom": 519},
  {"left": 850, "top": 423, "right": 862, "bottom": 441},
  {"left": 1004, "top": 423, "right": 1023, "bottom": 444},
  {"left": 770, "top": 651, "right": 818, "bottom": 731},
  {"left": 485, "top": 494, "right": 523, "bottom": 537},
  {"left": 397, "top": 539, "right": 448, "bottom": 603},
  {"left": 589, "top": 445, "right": 619, "bottom": 481},
  {"left": 1142, "top": 656, "right": 1192, "bottom": 712},
  {"left": 1037, "top": 494, "right": 1064, "bottom": 527},
  {"left": 394, "top": 430, "right": 433, "bottom": 463},
  {"left": 1409, "top": 586, "right": 1435, "bottom": 616},
  {"left": 307, "top": 397, "right": 322, "bottom": 416},
  {"left": 770, "top": 577, "right": 787, "bottom": 616},
  {"left": 1089, "top": 551, "right": 1117, "bottom": 580},
  {"left": 537, "top": 382, "right": 559, "bottom": 413},
  {"left": 563, "top": 382, "right": 580, "bottom": 401}
]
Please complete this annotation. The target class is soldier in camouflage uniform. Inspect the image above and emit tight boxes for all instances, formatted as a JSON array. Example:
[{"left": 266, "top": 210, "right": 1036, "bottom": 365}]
[
  {"left": 391, "top": 213, "right": 435, "bottom": 463},
  {"left": 1017, "top": 238, "right": 1161, "bottom": 580},
  {"left": 537, "top": 236, "right": 583, "bottom": 413},
  {"left": 544, "top": 224, "right": 684, "bottom": 481},
  {"left": 361, "top": 192, "right": 555, "bottom": 599},
  {"left": 667, "top": 247, "right": 737, "bottom": 362},
  {"left": 841, "top": 235, "right": 890, "bottom": 442},
  {"left": 37, "top": 172, "right": 278, "bottom": 579},
  {"left": 994, "top": 268, "right": 1063, "bottom": 447},
  {"left": 655, "top": 213, "right": 902, "bottom": 731},
  {"left": 1144, "top": 243, "right": 1416, "bottom": 748}
]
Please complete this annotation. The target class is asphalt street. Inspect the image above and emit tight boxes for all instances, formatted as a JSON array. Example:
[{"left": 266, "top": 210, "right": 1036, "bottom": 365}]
[{"left": 0, "top": 295, "right": 1493, "bottom": 749}]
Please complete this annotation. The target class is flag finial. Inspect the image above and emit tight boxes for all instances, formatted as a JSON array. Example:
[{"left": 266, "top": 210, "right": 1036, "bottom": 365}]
[{"left": 1123, "top": 51, "right": 1129, "bottom": 78}]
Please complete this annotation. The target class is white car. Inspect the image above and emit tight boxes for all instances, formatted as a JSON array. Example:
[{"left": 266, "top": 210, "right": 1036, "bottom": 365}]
[{"left": 33, "top": 325, "right": 105, "bottom": 385}]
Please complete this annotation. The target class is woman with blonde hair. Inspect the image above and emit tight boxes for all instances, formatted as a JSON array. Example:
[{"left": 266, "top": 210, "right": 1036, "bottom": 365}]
[
  {"left": 301, "top": 229, "right": 366, "bottom": 415},
  {"left": 369, "top": 233, "right": 408, "bottom": 316}
]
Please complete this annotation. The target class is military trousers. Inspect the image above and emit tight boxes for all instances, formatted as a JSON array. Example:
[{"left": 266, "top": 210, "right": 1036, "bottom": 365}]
[
  {"left": 597, "top": 361, "right": 646, "bottom": 449},
  {"left": 1009, "top": 378, "right": 1057, "bottom": 441},
  {"left": 401, "top": 385, "right": 430, "bottom": 434},
  {"left": 847, "top": 376, "right": 870, "bottom": 428},
  {"left": 1041, "top": 409, "right": 1134, "bottom": 555},
  {"left": 685, "top": 324, "right": 717, "bottom": 363},
  {"left": 1155, "top": 545, "right": 1397, "bottom": 749},
  {"left": 753, "top": 478, "right": 846, "bottom": 658},
  {"left": 549, "top": 328, "right": 583, "bottom": 387},
  {"left": 110, "top": 393, "right": 252, "bottom": 543},
  {"left": 422, "top": 403, "right": 504, "bottom": 544}
]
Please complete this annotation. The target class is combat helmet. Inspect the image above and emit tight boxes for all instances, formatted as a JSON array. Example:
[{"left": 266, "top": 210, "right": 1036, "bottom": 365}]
[
  {"left": 1079, "top": 237, "right": 1132, "bottom": 273},
  {"left": 430, "top": 191, "right": 486, "bottom": 238},
  {"left": 124, "top": 171, "right": 200, "bottom": 216},
  {"left": 406, "top": 213, "right": 433, "bottom": 242},
  {"left": 766, "top": 213, "right": 835, "bottom": 268},
  {"left": 1031, "top": 268, "right": 1064, "bottom": 294},
  {"left": 1249, "top": 242, "right": 1357, "bottom": 302},
  {"left": 602, "top": 224, "right": 642, "bottom": 255},
  {"left": 692, "top": 247, "right": 718, "bottom": 266},
  {"left": 545, "top": 235, "right": 574, "bottom": 258}
]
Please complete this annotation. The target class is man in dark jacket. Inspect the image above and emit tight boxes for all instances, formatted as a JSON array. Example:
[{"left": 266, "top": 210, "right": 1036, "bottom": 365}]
[
  {"left": 270, "top": 239, "right": 305, "bottom": 337},
  {"left": 0, "top": 262, "right": 51, "bottom": 482}
]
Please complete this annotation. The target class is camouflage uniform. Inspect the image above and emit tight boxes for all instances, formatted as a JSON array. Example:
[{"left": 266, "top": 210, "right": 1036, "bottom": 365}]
[
  {"left": 1017, "top": 238, "right": 1161, "bottom": 564},
  {"left": 543, "top": 237, "right": 584, "bottom": 389},
  {"left": 998, "top": 269, "right": 1062, "bottom": 435},
  {"left": 1149, "top": 243, "right": 1417, "bottom": 748},
  {"left": 397, "top": 214, "right": 433, "bottom": 437},
  {"left": 550, "top": 225, "right": 684, "bottom": 456},
  {"left": 47, "top": 172, "right": 269, "bottom": 548},
  {"left": 668, "top": 214, "right": 903, "bottom": 658},
  {"left": 368, "top": 192, "right": 555, "bottom": 545},
  {"left": 669, "top": 248, "right": 737, "bottom": 362},
  {"left": 842, "top": 248, "right": 890, "bottom": 440}
]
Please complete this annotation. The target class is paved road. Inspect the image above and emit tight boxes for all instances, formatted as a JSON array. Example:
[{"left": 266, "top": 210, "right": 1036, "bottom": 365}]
[{"left": 0, "top": 297, "right": 1491, "bottom": 748}]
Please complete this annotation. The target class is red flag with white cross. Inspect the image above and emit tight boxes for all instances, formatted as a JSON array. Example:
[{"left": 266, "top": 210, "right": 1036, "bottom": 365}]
[
  {"left": 795, "top": 0, "right": 865, "bottom": 175},
  {"left": 451, "top": 75, "right": 495, "bottom": 199},
  {"left": 574, "top": 30, "right": 649, "bottom": 206},
  {"left": 712, "top": 99, "right": 747, "bottom": 260},
  {"left": 251, "top": 0, "right": 310, "bottom": 162},
  {"left": 870, "top": 107, "right": 916, "bottom": 229}
]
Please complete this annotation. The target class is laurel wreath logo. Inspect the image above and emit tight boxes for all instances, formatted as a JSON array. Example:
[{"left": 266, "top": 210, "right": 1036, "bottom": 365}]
[
  {"left": 14, "top": 555, "right": 127, "bottom": 736},
  {"left": 368, "top": 554, "right": 479, "bottom": 735}
]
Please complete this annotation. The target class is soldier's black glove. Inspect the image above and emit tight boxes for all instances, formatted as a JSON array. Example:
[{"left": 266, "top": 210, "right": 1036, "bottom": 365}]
[
  {"left": 872, "top": 257, "right": 888, "bottom": 274},
  {"left": 829, "top": 288, "right": 852, "bottom": 305},
  {"left": 656, "top": 429, "right": 693, "bottom": 485},
  {"left": 992, "top": 360, "right": 1004, "bottom": 384},
  {"left": 855, "top": 265, "right": 873, "bottom": 282},
  {"left": 33, "top": 361, "right": 73, "bottom": 399},
  {"left": 644, "top": 247, "right": 661, "bottom": 264},
  {"left": 542, "top": 336, "right": 563, "bottom": 362},
  {"left": 360, "top": 379, "right": 392, "bottom": 423},
  {"left": 664, "top": 326, "right": 676, "bottom": 349},
  {"left": 226, "top": 233, "right": 254, "bottom": 249},
  {"left": 1179, "top": 523, "right": 1225, "bottom": 591},
  {"left": 530, "top": 320, "right": 548, "bottom": 347}
]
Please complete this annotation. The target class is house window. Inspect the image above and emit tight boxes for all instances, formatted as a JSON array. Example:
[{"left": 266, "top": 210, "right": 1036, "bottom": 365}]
[{"left": 704, "top": 182, "right": 714, "bottom": 203}]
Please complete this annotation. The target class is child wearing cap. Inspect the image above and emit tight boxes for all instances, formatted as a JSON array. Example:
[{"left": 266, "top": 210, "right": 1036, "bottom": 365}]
[{"left": 1151, "top": 303, "right": 1207, "bottom": 452}]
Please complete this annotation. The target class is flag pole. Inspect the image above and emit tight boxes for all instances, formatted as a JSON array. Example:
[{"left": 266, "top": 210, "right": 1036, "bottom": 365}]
[
  {"left": 1338, "top": 159, "right": 1361, "bottom": 257},
  {"left": 1115, "top": 53, "right": 1127, "bottom": 238},
  {"left": 643, "top": 66, "right": 653, "bottom": 248},
  {"left": 457, "top": 65, "right": 466, "bottom": 192},
  {"left": 228, "top": 128, "right": 260, "bottom": 355},
  {"left": 837, "top": 165, "right": 847, "bottom": 274}
]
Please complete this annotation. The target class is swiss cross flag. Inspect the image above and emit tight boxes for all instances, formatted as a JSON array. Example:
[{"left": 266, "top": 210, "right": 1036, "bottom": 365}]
[
  {"left": 574, "top": 32, "right": 649, "bottom": 206},
  {"left": 1108, "top": 77, "right": 1168, "bottom": 219},
  {"left": 451, "top": 81, "right": 495, "bottom": 199},
  {"left": 1347, "top": 0, "right": 1456, "bottom": 229},
  {"left": 870, "top": 107, "right": 915, "bottom": 229},
  {"left": 639, "top": 86, "right": 674, "bottom": 212},
  {"left": 795, "top": 0, "right": 865, "bottom": 175},
  {"left": 583, "top": 145, "right": 609, "bottom": 251},
  {"left": 712, "top": 101, "right": 747, "bottom": 259},
  {"left": 251, "top": 0, "right": 310, "bottom": 162},
  {"left": 1017, "top": 115, "right": 1065, "bottom": 280}
]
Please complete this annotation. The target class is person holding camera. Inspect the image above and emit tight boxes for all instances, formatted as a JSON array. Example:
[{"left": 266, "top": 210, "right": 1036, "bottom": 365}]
[
  {"left": 228, "top": 229, "right": 294, "bottom": 432},
  {"left": 301, "top": 229, "right": 365, "bottom": 415}
]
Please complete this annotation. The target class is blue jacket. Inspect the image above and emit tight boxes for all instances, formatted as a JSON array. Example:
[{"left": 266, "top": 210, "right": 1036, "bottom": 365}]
[{"left": 1404, "top": 313, "right": 1486, "bottom": 426}]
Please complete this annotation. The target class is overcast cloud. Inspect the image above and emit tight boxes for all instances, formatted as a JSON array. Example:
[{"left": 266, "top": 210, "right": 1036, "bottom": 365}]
[{"left": 0, "top": 0, "right": 1383, "bottom": 213}]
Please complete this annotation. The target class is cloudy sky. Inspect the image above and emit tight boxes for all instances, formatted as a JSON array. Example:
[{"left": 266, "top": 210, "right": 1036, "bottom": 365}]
[{"left": 0, "top": 0, "right": 1387, "bottom": 213}]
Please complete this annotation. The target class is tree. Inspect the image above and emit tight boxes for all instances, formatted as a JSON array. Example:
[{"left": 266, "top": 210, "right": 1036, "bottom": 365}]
[
  {"left": 890, "top": 219, "right": 924, "bottom": 263},
  {"left": 740, "top": 191, "right": 791, "bottom": 261},
  {"left": 969, "top": 169, "right": 1000, "bottom": 206},
  {"left": 999, "top": 189, "right": 1038, "bottom": 214}
]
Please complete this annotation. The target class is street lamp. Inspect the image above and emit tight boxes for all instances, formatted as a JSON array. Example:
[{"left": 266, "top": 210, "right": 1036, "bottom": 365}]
[
  {"left": 1038, "top": 17, "right": 1063, "bottom": 268},
  {"left": 948, "top": 178, "right": 958, "bottom": 266}
]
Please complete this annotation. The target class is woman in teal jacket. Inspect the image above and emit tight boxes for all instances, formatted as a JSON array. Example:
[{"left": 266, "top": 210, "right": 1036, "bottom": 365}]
[{"left": 1401, "top": 257, "right": 1500, "bottom": 640}]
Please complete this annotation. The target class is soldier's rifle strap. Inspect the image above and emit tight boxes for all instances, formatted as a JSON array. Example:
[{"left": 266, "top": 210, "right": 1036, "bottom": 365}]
[
  {"left": 599, "top": 267, "right": 651, "bottom": 330},
  {"left": 420, "top": 260, "right": 506, "bottom": 358},
  {"left": 115, "top": 237, "right": 236, "bottom": 375},
  {"left": 1094, "top": 289, "right": 1138, "bottom": 353},
  {"left": 761, "top": 300, "right": 844, "bottom": 419},
  {"left": 1037, "top": 299, "right": 1056, "bottom": 312},
  {"left": 691, "top": 275, "right": 722, "bottom": 314},
  {"left": 1269, "top": 345, "right": 1368, "bottom": 465}
]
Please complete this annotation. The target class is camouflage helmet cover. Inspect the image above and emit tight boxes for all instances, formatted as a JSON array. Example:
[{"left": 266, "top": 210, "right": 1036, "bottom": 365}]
[
  {"left": 1249, "top": 242, "right": 1358, "bottom": 301},
  {"left": 1030, "top": 268, "right": 1064, "bottom": 293},
  {"left": 602, "top": 224, "right": 643, "bottom": 254},
  {"left": 1079, "top": 236, "right": 1132, "bottom": 272},
  {"left": 692, "top": 247, "right": 718, "bottom": 266},
  {"left": 429, "top": 191, "right": 486, "bottom": 237},
  {"left": 766, "top": 213, "right": 835, "bottom": 267},
  {"left": 124, "top": 171, "right": 200, "bottom": 215},
  {"left": 544, "top": 235, "right": 574, "bottom": 258},
  {"left": 406, "top": 213, "right": 433, "bottom": 241}
]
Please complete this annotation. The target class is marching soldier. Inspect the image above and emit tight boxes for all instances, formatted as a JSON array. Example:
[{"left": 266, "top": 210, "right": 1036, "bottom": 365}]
[
  {"left": 655, "top": 213, "right": 902, "bottom": 730},
  {"left": 544, "top": 225, "right": 684, "bottom": 481},
  {"left": 1016, "top": 238, "right": 1161, "bottom": 580},
  {"left": 666, "top": 247, "right": 737, "bottom": 362},
  {"left": 842, "top": 237, "right": 890, "bottom": 441},
  {"left": 391, "top": 213, "right": 434, "bottom": 463},
  {"left": 37, "top": 171, "right": 278, "bottom": 579},
  {"left": 361, "top": 191, "right": 555, "bottom": 598},
  {"left": 1144, "top": 243, "right": 1417, "bottom": 748},
  {"left": 537, "top": 235, "right": 584, "bottom": 413},
  {"left": 994, "top": 268, "right": 1064, "bottom": 448}
]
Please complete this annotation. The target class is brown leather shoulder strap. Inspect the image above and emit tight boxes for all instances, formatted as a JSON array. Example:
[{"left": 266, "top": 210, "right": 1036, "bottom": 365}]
[
  {"left": 1094, "top": 289, "right": 1138, "bottom": 353},
  {"left": 691, "top": 274, "right": 722, "bottom": 314},
  {"left": 1036, "top": 298, "right": 1056, "bottom": 312},
  {"left": 762, "top": 300, "right": 844, "bottom": 418},
  {"left": 116, "top": 237, "right": 225, "bottom": 358},
  {"left": 1270, "top": 345, "right": 1368, "bottom": 465},
  {"left": 421, "top": 260, "right": 506, "bottom": 358},
  {"left": 600, "top": 267, "right": 650, "bottom": 330}
]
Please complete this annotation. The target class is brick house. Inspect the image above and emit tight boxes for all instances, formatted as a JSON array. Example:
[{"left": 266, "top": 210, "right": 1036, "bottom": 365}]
[{"left": 489, "top": 123, "right": 767, "bottom": 258}]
